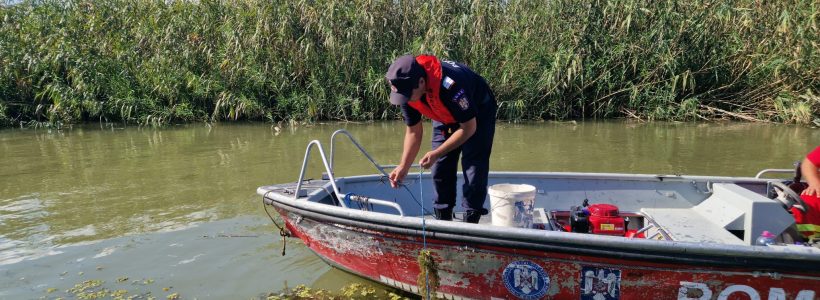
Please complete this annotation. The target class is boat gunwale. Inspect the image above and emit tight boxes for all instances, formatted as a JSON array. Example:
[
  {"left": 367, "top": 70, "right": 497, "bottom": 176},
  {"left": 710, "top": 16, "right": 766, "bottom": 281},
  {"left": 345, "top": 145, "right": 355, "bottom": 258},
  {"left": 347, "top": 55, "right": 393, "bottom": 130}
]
[
  {"left": 258, "top": 171, "right": 820, "bottom": 269},
  {"left": 270, "top": 198, "right": 820, "bottom": 276}
]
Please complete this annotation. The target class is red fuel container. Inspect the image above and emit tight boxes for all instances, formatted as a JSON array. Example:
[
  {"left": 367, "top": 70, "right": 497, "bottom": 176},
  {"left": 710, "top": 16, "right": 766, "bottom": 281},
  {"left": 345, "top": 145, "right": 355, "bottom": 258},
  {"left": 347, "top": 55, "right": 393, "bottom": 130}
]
[{"left": 587, "top": 204, "right": 626, "bottom": 236}]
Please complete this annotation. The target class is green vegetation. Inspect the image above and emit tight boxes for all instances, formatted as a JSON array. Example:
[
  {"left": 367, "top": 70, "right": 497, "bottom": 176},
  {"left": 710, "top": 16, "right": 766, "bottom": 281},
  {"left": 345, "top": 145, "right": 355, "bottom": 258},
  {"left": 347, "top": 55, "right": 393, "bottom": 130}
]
[
  {"left": 265, "top": 284, "right": 410, "bottom": 300},
  {"left": 416, "top": 250, "right": 439, "bottom": 300},
  {"left": 1, "top": 0, "right": 817, "bottom": 127},
  {"left": 50, "top": 277, "right": 169, "bottom": 300},
  {"left": 49, "top": 275, "right": 409, "bottom": 299}
]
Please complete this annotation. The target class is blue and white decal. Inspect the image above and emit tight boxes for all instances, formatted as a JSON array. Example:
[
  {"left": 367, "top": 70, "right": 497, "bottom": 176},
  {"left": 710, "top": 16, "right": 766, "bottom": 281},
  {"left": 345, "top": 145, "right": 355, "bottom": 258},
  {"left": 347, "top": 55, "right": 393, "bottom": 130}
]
[
  {"left": 443, "top": 76, "right": 455, "bottom": 89},
  {"left": 503, "top": 260, "right": 549, "bottom": 300},
  {"left": 581, "top": 266, "right": 621, "bottom": 300}
]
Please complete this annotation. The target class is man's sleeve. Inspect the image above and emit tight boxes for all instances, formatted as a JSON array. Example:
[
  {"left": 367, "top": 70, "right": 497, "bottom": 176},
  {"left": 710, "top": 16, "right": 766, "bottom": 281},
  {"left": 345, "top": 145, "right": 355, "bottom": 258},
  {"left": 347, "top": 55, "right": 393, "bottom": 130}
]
[
  {"left": 807, "top": 146, "right": 820, "bottom": 166},
  {"left": 401, "top": 104, "right": 421, "bottom": 126}
]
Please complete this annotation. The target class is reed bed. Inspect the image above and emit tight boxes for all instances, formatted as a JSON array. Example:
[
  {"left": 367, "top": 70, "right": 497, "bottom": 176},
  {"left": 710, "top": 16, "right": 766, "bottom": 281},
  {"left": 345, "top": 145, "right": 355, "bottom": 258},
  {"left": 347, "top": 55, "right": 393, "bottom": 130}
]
[{"left": 0, "top": 0, "right": 817, "bottom": 127}]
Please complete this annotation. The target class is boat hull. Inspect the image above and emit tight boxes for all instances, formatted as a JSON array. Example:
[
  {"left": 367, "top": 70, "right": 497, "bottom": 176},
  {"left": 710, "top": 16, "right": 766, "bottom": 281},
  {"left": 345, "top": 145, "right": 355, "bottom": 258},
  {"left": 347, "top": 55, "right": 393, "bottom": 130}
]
[{"left": 277, "top": 207, "right": 819, "bottom": 300}]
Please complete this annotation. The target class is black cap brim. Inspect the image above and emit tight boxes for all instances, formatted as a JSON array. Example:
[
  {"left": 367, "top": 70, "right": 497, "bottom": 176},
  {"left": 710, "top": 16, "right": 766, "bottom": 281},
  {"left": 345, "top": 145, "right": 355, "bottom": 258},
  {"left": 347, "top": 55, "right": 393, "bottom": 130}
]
[{"left": 389, "top": 89, "right": 412, "bottom": 105}]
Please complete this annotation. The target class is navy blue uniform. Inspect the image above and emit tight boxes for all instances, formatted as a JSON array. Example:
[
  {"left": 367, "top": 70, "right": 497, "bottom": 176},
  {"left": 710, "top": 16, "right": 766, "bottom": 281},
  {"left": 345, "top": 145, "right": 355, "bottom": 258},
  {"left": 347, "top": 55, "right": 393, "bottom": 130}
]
[{"left": 400, "top": 61, "right": 497, "bottom": 215}]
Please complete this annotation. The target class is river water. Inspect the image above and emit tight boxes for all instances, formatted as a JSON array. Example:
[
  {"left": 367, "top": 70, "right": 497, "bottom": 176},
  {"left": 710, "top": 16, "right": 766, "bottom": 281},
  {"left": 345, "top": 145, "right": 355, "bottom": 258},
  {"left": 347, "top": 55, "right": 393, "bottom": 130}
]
[{"left": 0, "top": 121, "right": 817, "bottom": 299}]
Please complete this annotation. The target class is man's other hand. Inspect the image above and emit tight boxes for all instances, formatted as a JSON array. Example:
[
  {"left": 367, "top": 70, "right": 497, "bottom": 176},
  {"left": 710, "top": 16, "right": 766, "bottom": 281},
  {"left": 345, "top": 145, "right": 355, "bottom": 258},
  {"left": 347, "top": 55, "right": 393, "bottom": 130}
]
[
  {"left": 802, "top": 184, "right": 819, "bottom": 197},
  {"left": 419, "top": 151, "right": 440, "bottom": 169}
]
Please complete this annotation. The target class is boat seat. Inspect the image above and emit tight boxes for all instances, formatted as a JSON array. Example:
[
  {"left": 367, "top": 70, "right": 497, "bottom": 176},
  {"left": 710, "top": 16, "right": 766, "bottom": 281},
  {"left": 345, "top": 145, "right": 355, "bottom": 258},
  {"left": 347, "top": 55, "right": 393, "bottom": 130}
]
[
  {"left": 641, "top": 208, "right": 745, "bottom": 245},
  {"left": 692, "top": 183, "right": 794, "bottom": 245}
]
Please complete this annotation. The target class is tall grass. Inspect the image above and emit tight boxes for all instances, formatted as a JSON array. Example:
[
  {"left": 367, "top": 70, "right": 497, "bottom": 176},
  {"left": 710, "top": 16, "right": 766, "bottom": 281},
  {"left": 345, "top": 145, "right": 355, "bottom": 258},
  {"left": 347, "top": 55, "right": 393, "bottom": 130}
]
[{"left": 0, "top": 0, "right": 817, "bottom": 127}]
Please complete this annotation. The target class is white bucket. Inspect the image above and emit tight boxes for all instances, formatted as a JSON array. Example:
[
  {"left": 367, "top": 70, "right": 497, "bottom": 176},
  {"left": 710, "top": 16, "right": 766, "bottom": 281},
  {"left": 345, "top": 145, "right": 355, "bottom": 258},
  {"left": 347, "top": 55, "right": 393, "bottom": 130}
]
[{"left": 488, "top": 183, "right": 536, "bottom": 228}]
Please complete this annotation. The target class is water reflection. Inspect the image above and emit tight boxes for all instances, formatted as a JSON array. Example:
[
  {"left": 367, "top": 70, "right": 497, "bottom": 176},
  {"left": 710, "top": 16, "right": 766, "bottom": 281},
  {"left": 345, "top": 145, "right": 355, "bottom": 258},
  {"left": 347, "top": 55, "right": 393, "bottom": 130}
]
[
  {"left": 493, "top": 121, "right": 817, "bottom": 176},
  {"left": 0, "top": 121, "right": 817, "bottom": 293}
]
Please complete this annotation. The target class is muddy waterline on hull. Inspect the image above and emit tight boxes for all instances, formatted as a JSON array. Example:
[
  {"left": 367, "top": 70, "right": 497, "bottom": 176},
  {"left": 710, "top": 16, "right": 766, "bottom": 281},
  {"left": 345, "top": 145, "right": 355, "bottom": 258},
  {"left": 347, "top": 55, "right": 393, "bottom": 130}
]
[{"left": 0, "top": 121, "right": 817, "bottom": 298}]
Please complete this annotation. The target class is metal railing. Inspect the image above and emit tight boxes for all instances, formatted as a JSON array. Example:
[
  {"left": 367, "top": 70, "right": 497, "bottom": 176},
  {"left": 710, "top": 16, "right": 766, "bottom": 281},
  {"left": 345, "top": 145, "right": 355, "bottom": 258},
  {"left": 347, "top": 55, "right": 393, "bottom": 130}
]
[
  {"left": 329, "top": 129, "right": 419, "bottom": 176},
  {"left": 755, "top": 169, "right": 794, "bottom": 179},
  {"left": 294, "top": 140, "right": 342, "bottom": 203},
  {"left": 293, "top": 129, "right": 405, "bottom": 216},
  {"left": 329, "top": 129, "right": 390, "bottom": 177}
]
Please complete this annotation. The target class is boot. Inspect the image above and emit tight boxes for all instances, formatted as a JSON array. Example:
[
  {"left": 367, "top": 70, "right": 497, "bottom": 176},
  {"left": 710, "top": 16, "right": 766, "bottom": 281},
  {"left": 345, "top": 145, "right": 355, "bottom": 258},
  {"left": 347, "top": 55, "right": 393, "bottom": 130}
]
[
  {"left": 464, "top": 210, "right": 481, "bottom": 224},
  {"left": 435, "top": 208, "right": 453, "bottom": 221}
]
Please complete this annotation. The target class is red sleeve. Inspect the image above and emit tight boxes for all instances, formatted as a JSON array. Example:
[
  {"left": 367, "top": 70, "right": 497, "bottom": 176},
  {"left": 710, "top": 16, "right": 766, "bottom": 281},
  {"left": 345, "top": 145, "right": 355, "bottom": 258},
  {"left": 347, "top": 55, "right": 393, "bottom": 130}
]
[{"left": 807, "top": 146, "right": 820, "bottom": 166}]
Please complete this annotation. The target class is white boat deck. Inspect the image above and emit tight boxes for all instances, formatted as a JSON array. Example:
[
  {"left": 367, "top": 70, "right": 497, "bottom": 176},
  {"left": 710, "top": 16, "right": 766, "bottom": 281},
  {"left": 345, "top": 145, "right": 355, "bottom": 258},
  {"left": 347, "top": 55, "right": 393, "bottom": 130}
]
[{"left": 641, "top": 208, "right": 745, "bottom": 245}]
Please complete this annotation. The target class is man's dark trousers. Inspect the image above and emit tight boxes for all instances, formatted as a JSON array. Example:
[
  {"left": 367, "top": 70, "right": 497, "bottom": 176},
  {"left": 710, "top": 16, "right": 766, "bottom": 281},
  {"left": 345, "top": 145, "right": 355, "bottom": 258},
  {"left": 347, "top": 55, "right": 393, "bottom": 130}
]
[{"left": 431, "top": 94, "right": 497, "bottom": 219}]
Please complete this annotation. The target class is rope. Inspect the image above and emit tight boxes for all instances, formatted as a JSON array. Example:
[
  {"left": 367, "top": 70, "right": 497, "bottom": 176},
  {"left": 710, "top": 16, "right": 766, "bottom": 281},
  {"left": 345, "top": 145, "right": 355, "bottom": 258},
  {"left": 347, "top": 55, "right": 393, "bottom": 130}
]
[
  {"left": 380, "top": 175, "right": 435, "bottom": 216},
  {"left": 343, "top": 193, "right": 353, "bottom": 208},
  {"left": 263, "top": 191, "right": 291, "bottom": 256},
  {"left": 419, "top": 168, "right": 427, "bottom": 248},
  {"left": 419, "top": 167, "right": 430, "bottom": 300},
  {"left": 415, "top": 168, "right": 440, "bottom": 299},
  {"left": 403, "top": 184, "right": 434, "bottom": 216}
]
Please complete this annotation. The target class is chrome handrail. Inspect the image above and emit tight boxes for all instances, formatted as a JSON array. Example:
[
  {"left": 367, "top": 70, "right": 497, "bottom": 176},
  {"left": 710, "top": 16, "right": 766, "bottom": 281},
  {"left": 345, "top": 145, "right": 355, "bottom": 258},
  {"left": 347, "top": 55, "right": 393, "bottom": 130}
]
[
  {"left": 294, "top": 131, "right": 406, "bottom": 216},
  {"left": 294, "top": 140, "right": 345, "bottom": 207},
  {"left": 329, "top": 129, "right": 389, "bottom": 176},
  {"left": 755, "top": 169, "right": 794, "bottom": 179},
  {"left": 329, "top": 129, "right": 420, "bottom": 176}
]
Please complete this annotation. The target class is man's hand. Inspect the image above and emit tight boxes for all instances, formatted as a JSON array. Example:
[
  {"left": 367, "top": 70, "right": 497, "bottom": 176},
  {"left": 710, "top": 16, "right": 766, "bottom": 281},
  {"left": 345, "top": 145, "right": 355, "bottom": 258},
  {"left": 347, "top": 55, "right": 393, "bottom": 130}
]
[
  {"left": 419, "top": 151, "right": 439, "bottom": 169},
  {"left": 800, "top": 157, "right": 820, "bottom": 197},
  {"left": 388, "top": 166, "right": 409, "bottom": 188},
  {"left": 802, "top": 184, "right": 820, "bottom": 197}
]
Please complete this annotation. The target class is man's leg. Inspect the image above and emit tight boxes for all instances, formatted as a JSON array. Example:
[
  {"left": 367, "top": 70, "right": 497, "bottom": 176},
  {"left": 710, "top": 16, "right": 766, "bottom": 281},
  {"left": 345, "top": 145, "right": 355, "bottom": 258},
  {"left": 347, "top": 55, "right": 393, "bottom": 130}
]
[
  {"left": 431, "top": 126, "right": 460, "bottom": 220},
  {"left": 460, "top": 99, "right": 497, "bottom": 223}
]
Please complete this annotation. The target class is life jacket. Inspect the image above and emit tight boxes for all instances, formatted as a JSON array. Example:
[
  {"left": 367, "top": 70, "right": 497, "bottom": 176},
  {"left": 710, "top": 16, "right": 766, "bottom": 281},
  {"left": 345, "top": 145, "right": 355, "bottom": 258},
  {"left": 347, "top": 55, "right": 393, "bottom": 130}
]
[
  {"left": 407, "top": 55, "right": 457, "bottom": 124},
  {"left": 794, "top": 194, "right": 820, "bottom": 240}
]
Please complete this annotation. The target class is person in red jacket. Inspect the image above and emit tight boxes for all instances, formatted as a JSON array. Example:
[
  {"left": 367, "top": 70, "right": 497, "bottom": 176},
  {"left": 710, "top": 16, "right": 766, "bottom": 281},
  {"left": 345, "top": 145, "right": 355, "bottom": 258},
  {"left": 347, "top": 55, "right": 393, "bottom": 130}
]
[
  {"left": 384, "top": 54, "right": 497, "bottom": 223},
  {"left": 794, "top": 146, "right": 820, "bottom": 241}
]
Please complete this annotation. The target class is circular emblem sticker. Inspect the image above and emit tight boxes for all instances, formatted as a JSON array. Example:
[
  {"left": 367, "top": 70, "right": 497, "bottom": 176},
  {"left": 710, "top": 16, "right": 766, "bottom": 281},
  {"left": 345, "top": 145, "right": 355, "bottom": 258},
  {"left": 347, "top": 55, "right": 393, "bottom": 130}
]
[{"left": 502, "top": 260, "right": 550, "bottom": 299}]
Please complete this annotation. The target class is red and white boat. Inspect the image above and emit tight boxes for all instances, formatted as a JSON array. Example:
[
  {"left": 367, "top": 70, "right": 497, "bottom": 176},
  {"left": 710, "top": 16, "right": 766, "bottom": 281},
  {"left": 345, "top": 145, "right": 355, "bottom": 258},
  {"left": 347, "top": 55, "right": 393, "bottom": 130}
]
[{"left": 258, "top": 130, "right": 820, "bottom": 300}]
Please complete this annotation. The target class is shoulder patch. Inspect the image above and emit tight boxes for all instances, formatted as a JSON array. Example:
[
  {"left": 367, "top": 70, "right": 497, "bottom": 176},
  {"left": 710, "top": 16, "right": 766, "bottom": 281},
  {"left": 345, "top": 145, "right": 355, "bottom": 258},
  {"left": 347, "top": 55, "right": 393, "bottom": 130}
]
[
  {"left": 452, "top": 89, "right": 469, "bottom": 111},
  {"left": 443, "top": 77, "right": 455, "bottom": 90}
]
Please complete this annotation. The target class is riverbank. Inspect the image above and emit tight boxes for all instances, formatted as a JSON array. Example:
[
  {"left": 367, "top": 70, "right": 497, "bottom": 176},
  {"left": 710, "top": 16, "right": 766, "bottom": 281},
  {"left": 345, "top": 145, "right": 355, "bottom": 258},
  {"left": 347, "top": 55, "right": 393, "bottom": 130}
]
[{"left": 1, "top": 0, "right": 817, "bottom": 128}]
